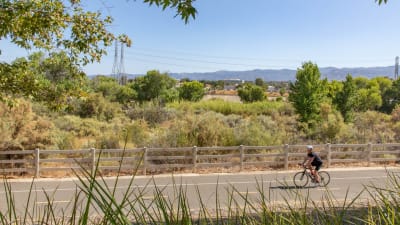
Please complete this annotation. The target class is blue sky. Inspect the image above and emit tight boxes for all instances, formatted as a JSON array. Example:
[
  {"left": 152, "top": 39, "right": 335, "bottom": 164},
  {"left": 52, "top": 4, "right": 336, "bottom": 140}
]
[{"left": 2, "top": 0, "right": 400, "bottom": 75}]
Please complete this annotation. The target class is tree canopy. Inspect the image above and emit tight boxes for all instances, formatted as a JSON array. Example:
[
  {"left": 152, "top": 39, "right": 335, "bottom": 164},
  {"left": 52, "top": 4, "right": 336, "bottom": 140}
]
[
  {"left": 237, "top": 83, "right": 266, "bottom": 103},
  {"left": 0, "top": 0, "right": 196, "bottom": 107},
  {"left": 288, "top": 62, "right": 327, "bottom": 130},
  {"left": 178, "top": 80, "right": 205, "bottom": 102},
  {"left": 132, "top": 70, "right": 178, "bottom": 103}
]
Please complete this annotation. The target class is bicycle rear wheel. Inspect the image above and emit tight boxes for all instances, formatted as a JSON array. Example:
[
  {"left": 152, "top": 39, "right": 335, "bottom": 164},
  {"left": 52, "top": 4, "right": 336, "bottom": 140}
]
[
  {"left": 318, "top": 171, "right": 330, "bottom": 187},
  {"left": 293, "top": 171, "right": 309, "bottom": 187}
]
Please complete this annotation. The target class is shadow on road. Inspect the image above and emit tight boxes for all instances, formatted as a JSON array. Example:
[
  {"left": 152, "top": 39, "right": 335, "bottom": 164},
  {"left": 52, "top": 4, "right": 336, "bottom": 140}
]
[{"left": 270, "top": 185, "right": 319, "bottom": 190}]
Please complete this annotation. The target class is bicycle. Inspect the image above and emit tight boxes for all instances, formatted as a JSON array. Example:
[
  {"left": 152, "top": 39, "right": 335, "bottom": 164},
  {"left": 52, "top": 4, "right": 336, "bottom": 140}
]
[{"left": 293, "top": 164, "right": 331, "bottom": 187}]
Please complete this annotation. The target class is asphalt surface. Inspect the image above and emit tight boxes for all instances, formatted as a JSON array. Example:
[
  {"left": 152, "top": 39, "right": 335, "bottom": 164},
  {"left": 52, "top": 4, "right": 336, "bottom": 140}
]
[{"left": 0, "top": 167, "right": 399, "bottom": 218}]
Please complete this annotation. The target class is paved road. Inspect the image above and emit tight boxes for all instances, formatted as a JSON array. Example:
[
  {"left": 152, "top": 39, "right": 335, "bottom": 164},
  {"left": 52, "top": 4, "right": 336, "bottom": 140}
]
[{"left": 1, "top": 167, "right": 399, "bottom": 217}]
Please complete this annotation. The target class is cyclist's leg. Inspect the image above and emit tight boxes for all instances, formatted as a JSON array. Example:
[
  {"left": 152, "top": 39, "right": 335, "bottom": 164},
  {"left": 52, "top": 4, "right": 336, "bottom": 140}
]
[
  {"left": 314, "top": 164, "right": 322, "bottom": 182},
  {"left": 307, "top": 164, "right": 317, "bottom": 182}
]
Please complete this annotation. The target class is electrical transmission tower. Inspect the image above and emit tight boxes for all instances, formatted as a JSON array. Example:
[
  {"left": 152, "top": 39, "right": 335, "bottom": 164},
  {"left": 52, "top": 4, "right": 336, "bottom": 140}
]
[
  {"left": 112, "top": 40, "right": 120, "bottom": 81},
  {"left": 119, "top": 42, "right": 127, "bottom": 85},
  {"left": 395, "top": 56, "right": 399, "bottom": 80},
  {"left": 111, "top": 40, "right": 127, "bottom": 85}
]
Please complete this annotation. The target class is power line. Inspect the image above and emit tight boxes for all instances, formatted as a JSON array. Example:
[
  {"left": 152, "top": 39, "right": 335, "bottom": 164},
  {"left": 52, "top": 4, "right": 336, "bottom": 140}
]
[
  {"left": 127, "top": 46, "right": 393, "bottom": 64},
  {"left": 124, "top": 51, "right": 296, "bottom": 68}
]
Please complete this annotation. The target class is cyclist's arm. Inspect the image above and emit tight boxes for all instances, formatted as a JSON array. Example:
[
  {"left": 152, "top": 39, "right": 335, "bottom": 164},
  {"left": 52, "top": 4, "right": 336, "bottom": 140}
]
[{"left": 305, "top": 156, "right": 315, "bottom": 166}]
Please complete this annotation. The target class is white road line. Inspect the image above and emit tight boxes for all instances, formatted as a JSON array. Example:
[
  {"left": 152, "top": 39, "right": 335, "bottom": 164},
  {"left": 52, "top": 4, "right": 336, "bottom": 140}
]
[
  {"left": 237, "top": 192, "right": 259, "bottom": 194},
  {"left": 142, "top": 195, "right": 167, "bottom": 200},
  {"left": 35, "top": 200, "right": 70, "bottom": 205},
  {"left": 317, "top": 187, "right": 340, "bottom": 191}
]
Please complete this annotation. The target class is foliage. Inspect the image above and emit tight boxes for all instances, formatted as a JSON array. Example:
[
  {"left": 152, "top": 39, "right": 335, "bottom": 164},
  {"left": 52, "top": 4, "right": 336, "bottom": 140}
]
[
  {"left": 126, "top": 102, "right": 177, "bottom": 126},
  {"left": 237, "top": 83, "right": 266, "bottom": 103},
  {"left": 95, "top": 132, "right": 120, "bottom": 149},
  {"left": 124, "top": 120, "right": 150, "bottom": 147},
  {"left": 132, "top": 70, "right": 178, "bottom": 103},
  {"left": 234, "top": 115, "right": 284, "bottom": 146},
  {"left": 148, "top": 111, "right": 235, "bottom": 147},
  {"left": 314, "top": 102, "right": 345, "bottom": 143},
  {"left": 353, "top": 111, "right": 392, "bottom": 143},
  {"left": 333, "top": 74, "right": 356, "bottom": 122},
  {"left": 0, "top": 0, "right": 124, "bottom": 65},
  {"left": 178, "top": 80, "right": 205, "bottom": 101},
  {"left": 168, "top": 99, "right": 293, "bottom": 117},
  {"left": 0, "top": 99, "right": 55, "bottom": 151},
  {"left": 376, "top": 0, "right": 388, "bottom": 4},
  {"left": 143, "top": 0, "right": 197, "bottom": 23},
  {"left": 90, "top": 75, "right": 137, "bottom": 104},
  {"left": 255, "top": 77, "right": 265, "bottom": 87},
  {"left": 0, "top": 0, "right": 195, "bottom": 107},
  {"left": 67, "top": 93, "right": 121, "bottom": 121},
  {"left": 380, "top": 78, "right": 400, "bottom": 113},
  {"left": 53, "top": 115, "right": 121, "bottom": 139},
  {"left": 0, "top": 60, "right": 41, "bottom": 105},
  {"left": 353, "top": 77, "right": 382, "bottom": 112},
  {"left": 288, "top": 62, "right": 327, "bottom": 130}
]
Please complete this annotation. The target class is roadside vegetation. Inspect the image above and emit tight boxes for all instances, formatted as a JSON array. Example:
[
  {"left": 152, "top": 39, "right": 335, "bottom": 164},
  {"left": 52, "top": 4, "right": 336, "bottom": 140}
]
[{"left": 2, "top": 58, "right": 400, "bottom": 152}]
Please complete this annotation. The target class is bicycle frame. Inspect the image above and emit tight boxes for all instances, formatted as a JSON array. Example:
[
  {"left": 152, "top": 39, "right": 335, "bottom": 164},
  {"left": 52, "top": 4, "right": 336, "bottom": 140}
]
[
  {"left": 300, "top": 168, "right": 316, "bottom": 181},
  {"left": 301, "top": 166, "right": 317, "bottom": 180}
]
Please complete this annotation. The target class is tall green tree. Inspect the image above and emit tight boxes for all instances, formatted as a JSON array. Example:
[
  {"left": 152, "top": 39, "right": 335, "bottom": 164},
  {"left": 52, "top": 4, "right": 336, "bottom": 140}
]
[
  {"left": 288, "top": 62, "right": 327, "bottom": 130},
  {"left": 333, "top": 74, "right": 357, "bottom": 122},
  {"left": 132, "top": 70, "right": 178, "bottom": 103},
  {"left": 178, "top": 80, "right": 205, "bottom": 101}
]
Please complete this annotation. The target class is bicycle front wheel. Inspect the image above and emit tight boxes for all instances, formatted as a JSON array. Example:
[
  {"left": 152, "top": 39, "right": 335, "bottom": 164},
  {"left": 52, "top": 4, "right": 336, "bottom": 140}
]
[
  {"left": 318, "top": 171, "right": 330, "bottom": 187},
  {"left": 293, "top": 171, "right": 309, "bottom": 187}
]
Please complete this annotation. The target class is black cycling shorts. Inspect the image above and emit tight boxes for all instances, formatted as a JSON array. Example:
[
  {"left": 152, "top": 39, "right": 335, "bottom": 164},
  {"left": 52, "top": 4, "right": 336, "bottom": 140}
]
[{"left": 312, "top": 162, "right": 322, "bottom": 171}]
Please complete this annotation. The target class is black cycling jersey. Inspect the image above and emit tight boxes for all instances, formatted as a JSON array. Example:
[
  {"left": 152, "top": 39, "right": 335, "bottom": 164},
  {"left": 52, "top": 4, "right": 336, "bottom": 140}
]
[{"left": 307, "top": 152, "right": 323, "bottom": 165}]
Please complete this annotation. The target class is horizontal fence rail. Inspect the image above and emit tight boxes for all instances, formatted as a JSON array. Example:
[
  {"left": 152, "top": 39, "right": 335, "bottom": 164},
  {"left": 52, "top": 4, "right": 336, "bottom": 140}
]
[{"left": 0, "top": 143, "right": 399, "bottom": 178}]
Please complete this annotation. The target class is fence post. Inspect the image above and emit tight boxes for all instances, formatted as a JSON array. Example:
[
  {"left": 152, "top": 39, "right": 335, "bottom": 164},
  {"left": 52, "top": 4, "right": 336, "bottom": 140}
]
[
  {"left": 284, "top": 144, "right": 289, "bottom": 170},
  {"left": 367, "top": 143, "right": 372, "bottom": 166},
  {"left": 143, "top": 147, "right": 148, "bottom": 175},
  {"left": 192, "top": 146, "right": 197, "bottom": 173},
  {"left": 240, "top": 145, "right": 244, "bottom": 172},
  {"left": 90, "top": 148, "right": 96, "bottom": 175},
  {"left": 326, "top": 143, "right": 331, "bottom": 168},
  {"left": 34, "top": 148, "right": 40, "bottom": 178}
]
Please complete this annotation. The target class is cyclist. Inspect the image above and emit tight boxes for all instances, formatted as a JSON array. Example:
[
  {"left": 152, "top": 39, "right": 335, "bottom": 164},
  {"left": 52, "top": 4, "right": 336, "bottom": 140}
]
[{"left": 302, "top": 145, "right": 323, "bottom": 183}]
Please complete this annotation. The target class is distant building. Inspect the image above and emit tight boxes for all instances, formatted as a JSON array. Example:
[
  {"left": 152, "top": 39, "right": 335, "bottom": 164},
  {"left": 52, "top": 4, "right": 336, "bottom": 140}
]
[
  {"left": 267, "top": 86, "right": 276, "bottom": 92},
  {"left": 224, "top": 85, "right": 236, "bottom": 91}
]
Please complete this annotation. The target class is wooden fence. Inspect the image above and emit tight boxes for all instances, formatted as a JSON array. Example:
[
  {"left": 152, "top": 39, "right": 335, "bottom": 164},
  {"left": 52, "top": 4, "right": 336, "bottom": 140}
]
[{"left": 0, "top": 143, "right": 399, "bottom": 178}]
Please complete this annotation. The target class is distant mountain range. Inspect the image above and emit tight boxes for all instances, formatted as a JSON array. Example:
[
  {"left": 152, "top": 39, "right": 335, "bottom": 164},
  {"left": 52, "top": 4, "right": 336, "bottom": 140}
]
[{"left": 99, "top": 66, "right": 396, "bottom": 82}]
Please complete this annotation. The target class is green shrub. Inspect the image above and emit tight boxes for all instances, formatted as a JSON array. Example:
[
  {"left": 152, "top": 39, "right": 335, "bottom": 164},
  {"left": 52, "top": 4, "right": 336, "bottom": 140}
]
[
  {"left": 0, "top": 99, "right": 56, "bottom": 151},
  {"left": 124, "top": 120, "right": 150, "bottom": 147},
  {"left": 234, "top": 115, "right": 284, "bottom": 146},
  {"left": 168, "top": 99, "right": 290, "bottom": 117},
  {"left": 148, "top": 111, "right": 235, "bottom": 147},
  {"left": 95, "top": 132, "right": 120, "bottom": 149},
  {"left": 126, "top": 102, "right": 178, "bottom": 126},
  {"left": 53, "top": 130, "right": 79, "bottom": 150}
]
